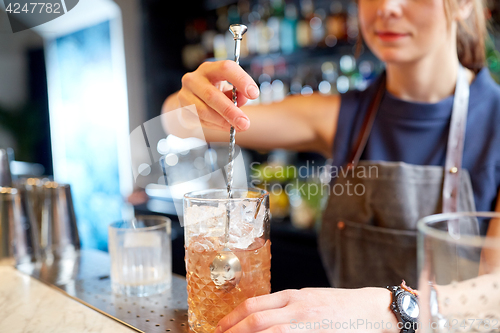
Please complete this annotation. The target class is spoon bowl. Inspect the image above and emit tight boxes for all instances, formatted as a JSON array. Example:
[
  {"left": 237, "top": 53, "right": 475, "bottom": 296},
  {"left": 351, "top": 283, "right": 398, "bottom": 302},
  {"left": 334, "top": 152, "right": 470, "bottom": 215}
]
[{"left": 210, "top": 248, "right": 242, "bottom": 290}]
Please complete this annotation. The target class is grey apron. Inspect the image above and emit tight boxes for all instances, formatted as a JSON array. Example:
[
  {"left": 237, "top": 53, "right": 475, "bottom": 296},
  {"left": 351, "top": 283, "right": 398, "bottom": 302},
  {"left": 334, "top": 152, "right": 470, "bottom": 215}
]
[{"left": 319, "top": 65, "right": 476, "bottom": 288}]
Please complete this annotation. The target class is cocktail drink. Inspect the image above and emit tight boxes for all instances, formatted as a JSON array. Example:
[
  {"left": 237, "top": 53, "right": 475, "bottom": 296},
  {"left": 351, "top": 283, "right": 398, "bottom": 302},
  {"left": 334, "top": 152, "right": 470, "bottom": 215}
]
[{"left": 183, "top": 189, "right": 271, "bottom": 333}]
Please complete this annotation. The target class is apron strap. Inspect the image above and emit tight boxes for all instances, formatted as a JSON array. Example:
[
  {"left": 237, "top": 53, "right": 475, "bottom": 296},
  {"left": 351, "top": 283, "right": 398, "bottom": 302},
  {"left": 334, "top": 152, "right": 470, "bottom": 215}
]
[
  {"left": 347, "top": 73, "right": 387, "bottom": 170},
  {"left": 442, "top": 65, "right": 470, "bottom": 214},
  {"left": 346, "top": 65, "right": 470, "bottom": 214}
]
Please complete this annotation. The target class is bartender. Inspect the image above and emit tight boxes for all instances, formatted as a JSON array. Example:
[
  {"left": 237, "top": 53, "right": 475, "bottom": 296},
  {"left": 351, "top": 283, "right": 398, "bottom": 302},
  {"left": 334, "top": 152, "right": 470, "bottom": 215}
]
[{"left": 163, "top": 0, "right": 500, "bottom": 331}]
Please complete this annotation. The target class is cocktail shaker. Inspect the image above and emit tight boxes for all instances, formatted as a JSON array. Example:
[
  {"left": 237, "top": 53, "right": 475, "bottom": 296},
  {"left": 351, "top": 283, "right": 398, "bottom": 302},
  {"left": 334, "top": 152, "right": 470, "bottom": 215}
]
[
  {"left": 0, "top": 187, "right": 41, "bottom": 266},
  {"left": 0, "top": 149, "right": 13, "bottom": 187},
  {"left": 18, "top": 177, "right": 47, "bottom": 240},
  {"left": 41, "top": 181, "right": 80, "bottom": 259}
]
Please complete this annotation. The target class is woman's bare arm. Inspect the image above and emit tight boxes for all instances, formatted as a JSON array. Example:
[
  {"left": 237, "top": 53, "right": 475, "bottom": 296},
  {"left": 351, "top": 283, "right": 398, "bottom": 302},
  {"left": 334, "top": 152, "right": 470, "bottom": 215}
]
[
  {"left": 161, "top": 60, "right": 340, "bottom": 158},
  {"left": 163, "top": 91, "right": 340, "bottom": 157}
]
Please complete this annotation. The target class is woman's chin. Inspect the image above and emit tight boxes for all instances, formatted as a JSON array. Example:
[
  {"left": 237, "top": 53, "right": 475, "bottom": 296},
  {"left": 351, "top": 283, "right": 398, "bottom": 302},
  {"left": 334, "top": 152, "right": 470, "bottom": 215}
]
[{"left": 371, "top": 49, "right": 417, "bottom": 65}]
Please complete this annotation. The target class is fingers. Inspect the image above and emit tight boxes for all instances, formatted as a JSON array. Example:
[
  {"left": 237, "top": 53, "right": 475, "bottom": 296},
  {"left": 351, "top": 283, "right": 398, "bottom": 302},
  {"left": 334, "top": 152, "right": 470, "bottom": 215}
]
[
  {"left": 177, "top": 91, "right": 232, "bottom": 131},
  {"left": 255, "top": 325, "right": 294, "bottom": 333},
  {"left": 222, "top": 308, "right": 295, "bottom": 333},
  {"left": 215, "top": 81, "right": 248, "bottom": 107},
  {"left": 216, "top": 80, "right": 249, "bottom": 107},
  {"left": 200, "top": 119, "right": 231, "bottom": 132},
  {"left": 200, "top": 60, "right": 260, "bottom": 100},
  {"left": 217, "top": 290, "right": 296, "bottom": 332},
  {"left": 222, "top": 89, "right": 249, "bottom": 108},
  {"left": 180, "top": 60, "right": 257, "bottom": 131},
  {"left": 182, "top": 74, "right": 250, "bottom": 131}
]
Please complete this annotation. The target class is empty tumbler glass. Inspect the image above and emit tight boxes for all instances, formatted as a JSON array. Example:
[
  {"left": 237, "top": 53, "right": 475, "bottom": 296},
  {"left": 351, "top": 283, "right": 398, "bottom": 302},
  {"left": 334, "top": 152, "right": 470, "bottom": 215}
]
[{"left": 109, "top": 215, "right": 172, "bottom": 297}]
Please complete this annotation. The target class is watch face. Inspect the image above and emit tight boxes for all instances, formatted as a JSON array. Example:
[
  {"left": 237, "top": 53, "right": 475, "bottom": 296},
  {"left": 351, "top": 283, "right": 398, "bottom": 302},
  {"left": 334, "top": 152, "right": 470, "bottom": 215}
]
[{"left": 397, "top": 292, "right": 419, "bottom": 321}]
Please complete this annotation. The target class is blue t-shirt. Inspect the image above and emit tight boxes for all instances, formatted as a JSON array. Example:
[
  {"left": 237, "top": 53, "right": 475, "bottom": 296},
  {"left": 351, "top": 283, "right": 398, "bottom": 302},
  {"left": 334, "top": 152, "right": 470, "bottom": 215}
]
[{"left": 332, "top": 68, "right": 500, "bottom": 213}]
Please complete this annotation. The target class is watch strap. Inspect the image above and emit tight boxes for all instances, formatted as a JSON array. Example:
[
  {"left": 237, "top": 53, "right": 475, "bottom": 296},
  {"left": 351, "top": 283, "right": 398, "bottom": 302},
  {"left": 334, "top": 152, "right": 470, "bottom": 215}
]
[{"left": 387, "top": 285, "right": 418, "bottom": 333}]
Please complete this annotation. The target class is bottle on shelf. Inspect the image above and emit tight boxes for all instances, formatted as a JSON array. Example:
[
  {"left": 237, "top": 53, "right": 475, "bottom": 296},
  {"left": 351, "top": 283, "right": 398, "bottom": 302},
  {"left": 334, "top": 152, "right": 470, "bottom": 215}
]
[
  {"left": 309, "top": 9, "right": 325, "bottom": 47},
  {"left": 270, "top": 0, "right": 285, "bottom": 17},
  {"left": 326, "top": 1, "right": 347, "bottom": 43},
  {"left": 246, "top": 8, "right": 261, "bottom": 55},
  {"left": 267, "top": 16, "right": 281, "bottom": 53},
  {"left": 186, "top": 0, "right": 381, "bottom": 101},
  {"left": 296, "top": 0, "right": 314, "bottom": 48},
  {"left": 201, "top": 30, "right": 216, "bottom": 59},
  {"left": 213, "top": 33, "right": 227, "bottom": 59},
  {"left": 280, "top": 3, "right": 298, "bottom": 54},
  {"left": 346, "top": 1, "right": 359, "bottom": 44},
  {"left": 269, "top": 0, "right": 285, "bottom": 54},
  {"left": 182, "top": 19, "right": 208, "bottom": 69}
]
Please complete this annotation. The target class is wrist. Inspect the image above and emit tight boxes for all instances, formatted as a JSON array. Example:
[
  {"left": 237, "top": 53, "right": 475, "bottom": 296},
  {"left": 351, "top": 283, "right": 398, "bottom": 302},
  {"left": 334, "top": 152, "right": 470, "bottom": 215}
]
[{"left": 364, "top": 287, "right": 399, "bottom": 333}]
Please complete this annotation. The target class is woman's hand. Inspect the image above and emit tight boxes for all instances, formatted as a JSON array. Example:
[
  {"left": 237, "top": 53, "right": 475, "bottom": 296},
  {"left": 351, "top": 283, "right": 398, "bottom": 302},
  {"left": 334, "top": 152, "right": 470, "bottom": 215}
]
[
  {"left": 216, "top": 288, "right": 398, "bottom": 333},
  {"left": 176, "top": 60, "right": 259, "bottom": 132}
]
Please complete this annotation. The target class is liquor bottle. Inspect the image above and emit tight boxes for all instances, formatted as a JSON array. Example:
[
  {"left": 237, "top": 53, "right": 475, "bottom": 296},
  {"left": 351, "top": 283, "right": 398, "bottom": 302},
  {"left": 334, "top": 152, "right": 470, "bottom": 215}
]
[
  {"left": 300, "top": 0, "right": 314, "bottom": 19},
  {"left": 227, "top": 4, "right": 240, "bottom": 25},
  {"left": 256, "top": 19, "right": 269, "bottom": 54},
  {"left": 216, "top": 6, "right": 229, "bottom": 32},
  {"left": 310, "top": 9, "right": 325, "bottom": 46},
  {"left": 346, "top": 1, "right": 359, "bottom": 44},
  {"left": 326, "top": 1, "right": 347, "bottom": 42},
  {"left": 296, "top": 0, "right": 314, "bottom": 48},
  {"left": 213, "top": 33, "right": 227, "bottom": 59},
  {"left": 270, "top": 0, "right": 285, "bottom": 17},
  {"left": 238, "top": 0, "right": 251, "bottom": 57},
  {"left": 267, "top": 16, "right": 281, "bottom": 53},
  {"left": 246, "top": 7, "right": 261, "bottom": 55},
  {"left": 182, "top": 18, "right": 208, "bottom": 69},
  {"left": 250, "top": 3, "right": 270, "bottom": 55},
  {"left": 296, "top": 19, "right": 311, "bottom": 48},
  {"left": 280, "top": 3, "right": 298, "bottom": 54},
  {"left": 201, "top": 30, "right": 216, "bottom": 59}
]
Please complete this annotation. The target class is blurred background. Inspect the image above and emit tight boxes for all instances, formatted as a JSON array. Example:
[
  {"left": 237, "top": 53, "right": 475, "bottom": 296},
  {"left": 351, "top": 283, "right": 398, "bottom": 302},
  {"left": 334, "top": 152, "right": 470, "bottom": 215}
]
[{"left": 1, "top": 0, "right": 500, "bottom": 291}]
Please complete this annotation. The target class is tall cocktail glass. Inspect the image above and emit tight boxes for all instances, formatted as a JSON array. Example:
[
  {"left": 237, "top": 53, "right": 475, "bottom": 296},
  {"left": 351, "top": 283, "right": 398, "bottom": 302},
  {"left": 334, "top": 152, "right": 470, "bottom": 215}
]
[
  {"left": 183, "top": 188, "right": 271, "bottom": 333},
  {"left": 418, "top": 212, "right": 500, "bottom": 333}
]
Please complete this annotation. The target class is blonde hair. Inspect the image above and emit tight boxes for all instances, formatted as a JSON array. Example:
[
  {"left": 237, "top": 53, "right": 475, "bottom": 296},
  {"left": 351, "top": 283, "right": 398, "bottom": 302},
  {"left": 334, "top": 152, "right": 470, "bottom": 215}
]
[{"left": 445, "top": 0, "right": 488, "bottom": 71}]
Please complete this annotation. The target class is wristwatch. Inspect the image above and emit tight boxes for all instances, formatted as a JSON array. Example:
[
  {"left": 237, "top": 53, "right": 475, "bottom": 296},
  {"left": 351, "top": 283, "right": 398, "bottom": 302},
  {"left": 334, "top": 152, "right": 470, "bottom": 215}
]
[{"left": 386, "top": 285, "right": 419, "bottom": 333}]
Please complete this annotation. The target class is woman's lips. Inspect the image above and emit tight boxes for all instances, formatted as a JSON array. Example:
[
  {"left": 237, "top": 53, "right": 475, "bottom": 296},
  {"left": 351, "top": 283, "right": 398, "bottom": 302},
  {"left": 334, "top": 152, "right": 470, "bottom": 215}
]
[{"left": 375, "top": 31, "right": 410, "bottom": 42}]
